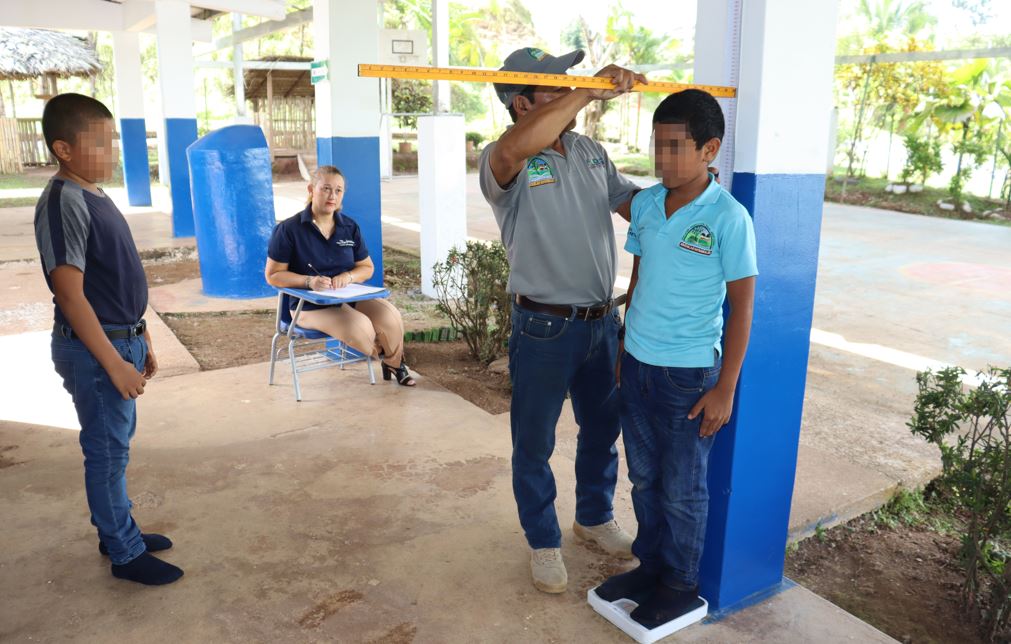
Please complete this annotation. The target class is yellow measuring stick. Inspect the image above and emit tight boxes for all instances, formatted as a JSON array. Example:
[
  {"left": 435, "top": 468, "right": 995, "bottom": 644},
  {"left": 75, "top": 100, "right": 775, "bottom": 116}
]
[{"left": 358, "top": 64, "right": 737, "bottom": 98}]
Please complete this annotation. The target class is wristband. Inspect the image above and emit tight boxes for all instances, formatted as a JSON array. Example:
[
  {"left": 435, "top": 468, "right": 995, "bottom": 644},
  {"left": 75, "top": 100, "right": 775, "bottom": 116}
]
[{"left": 305, "top": 275, "right": 312, "bottom": 290}]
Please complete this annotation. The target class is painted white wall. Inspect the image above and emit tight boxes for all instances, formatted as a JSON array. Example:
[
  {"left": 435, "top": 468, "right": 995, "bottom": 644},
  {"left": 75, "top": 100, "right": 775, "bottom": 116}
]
[
  {"left": 112, "top": 31, "right": 145, "bottom": 120},
  {"left": 155, "top": 0, "right": 196, "bottom": 120},
  {"left": 733, "top": 0, "right": 840, "bottom": 175},
  {"left": 313, "top": 0, "right": 380, "bottom": 139},
  {"left": 418, "top": 115, "right": 467, "bottom": 298}
]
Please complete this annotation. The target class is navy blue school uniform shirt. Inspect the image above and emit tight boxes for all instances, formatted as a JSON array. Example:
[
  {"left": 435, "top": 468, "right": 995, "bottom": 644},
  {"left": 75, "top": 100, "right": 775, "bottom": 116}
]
[
  {"left": 267, "top": 205, "right": 369, "bottom": 310},
  {"left": 34, "top": 177, "right": 148, "bottom": 327}
]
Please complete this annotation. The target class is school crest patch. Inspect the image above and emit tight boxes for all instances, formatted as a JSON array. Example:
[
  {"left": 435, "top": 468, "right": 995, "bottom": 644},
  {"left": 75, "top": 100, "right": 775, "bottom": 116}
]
[
  {"left": 526, "top": 48, "right": 547, "bottom": 61},
  {"left": 679, "top": 224, "right": 714, "bottom": 255},
  {"left": 526, "top": 157, "right": 556, "bottom": 187}
]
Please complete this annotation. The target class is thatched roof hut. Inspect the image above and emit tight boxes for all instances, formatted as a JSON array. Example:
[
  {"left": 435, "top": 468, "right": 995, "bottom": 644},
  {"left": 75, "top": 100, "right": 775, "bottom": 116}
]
[{"left": 0, "top": 27, "right": 101, "bottom": 81}]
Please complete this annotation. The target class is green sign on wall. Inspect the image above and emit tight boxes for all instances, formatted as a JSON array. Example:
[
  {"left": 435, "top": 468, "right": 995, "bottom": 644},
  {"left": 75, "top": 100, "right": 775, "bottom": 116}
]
[{"left": 310, "top": 60, "right": 328, "bottom": 85}]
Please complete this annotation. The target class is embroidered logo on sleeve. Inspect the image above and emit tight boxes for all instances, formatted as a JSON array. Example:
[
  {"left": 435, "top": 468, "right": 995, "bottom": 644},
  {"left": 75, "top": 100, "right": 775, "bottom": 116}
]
[
  {"left": 586, "top": 157, "right": 606, "bottom": 170},
  {"left": 679, "top": 224, "right": 714, "bottom": 255},
  {"left": 526, "top": 157, "right": 556, "bottom": 187}
]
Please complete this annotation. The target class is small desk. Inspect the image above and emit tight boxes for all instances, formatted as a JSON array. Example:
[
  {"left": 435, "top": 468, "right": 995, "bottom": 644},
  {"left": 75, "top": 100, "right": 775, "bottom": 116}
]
[{"left": 269, "top": 286, "right": 392, "bottom": 401}]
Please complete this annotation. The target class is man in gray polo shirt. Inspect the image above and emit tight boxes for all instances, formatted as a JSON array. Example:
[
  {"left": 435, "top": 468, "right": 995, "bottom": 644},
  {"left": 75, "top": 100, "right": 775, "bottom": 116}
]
[{"left": 479, "top": 47, "right": 644, "bottom": 593}]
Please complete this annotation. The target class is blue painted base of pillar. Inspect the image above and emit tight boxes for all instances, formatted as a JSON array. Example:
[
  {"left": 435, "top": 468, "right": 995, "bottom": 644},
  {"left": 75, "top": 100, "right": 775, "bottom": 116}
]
[
  {"left": 119, "top": 118, "right": 151, "bottom": 207},
  {"left": 165, "top": 118, "right": 199, "bottom": 237},
  {"left": 698, "top": 172, "right": 826, "bottom": 613},
  {"left": 316, "top": 136, "right": 383, "bottom": 286}
]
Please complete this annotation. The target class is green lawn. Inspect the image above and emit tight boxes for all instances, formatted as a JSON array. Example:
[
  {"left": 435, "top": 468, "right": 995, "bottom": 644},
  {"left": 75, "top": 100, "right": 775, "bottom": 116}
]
[
  {"left": 0, "top": 196, "right": 39, "bottom": 208},
  {"left": 612, "top": 152, "right": 652, "bottom": 176}
]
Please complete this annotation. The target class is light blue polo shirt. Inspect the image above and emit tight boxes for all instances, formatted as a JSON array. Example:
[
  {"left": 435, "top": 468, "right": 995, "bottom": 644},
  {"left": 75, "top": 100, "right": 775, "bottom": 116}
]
[{"left": 624, "top": 175, "right": 758, "bottom": 368}]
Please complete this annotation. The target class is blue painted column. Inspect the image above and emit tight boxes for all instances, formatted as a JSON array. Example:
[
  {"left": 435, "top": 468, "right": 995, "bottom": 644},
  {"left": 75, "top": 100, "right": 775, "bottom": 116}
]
[
  {"left": 693, "top": 0, "right": 840, "bottom": 613},
  {"left": 155, "top": 0, "right": 198, "bottom": 237},
  {"left": 112, "top": 31, "right": 151, "bottom": 207},
  {"left": 313, "top": 0, "right": 383, "bottom": 286}
]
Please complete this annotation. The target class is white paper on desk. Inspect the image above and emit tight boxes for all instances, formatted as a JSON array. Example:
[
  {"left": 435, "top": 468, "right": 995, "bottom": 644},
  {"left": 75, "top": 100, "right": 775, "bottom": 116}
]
[{"left": 311, "top": 283, "right": 387, "bottom": 299}]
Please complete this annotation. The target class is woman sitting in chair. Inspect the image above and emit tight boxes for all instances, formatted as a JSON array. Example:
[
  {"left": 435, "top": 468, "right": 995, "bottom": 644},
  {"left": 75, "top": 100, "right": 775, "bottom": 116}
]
[{"left": 264, "top": 165, "right": 416, "bottom": 386}]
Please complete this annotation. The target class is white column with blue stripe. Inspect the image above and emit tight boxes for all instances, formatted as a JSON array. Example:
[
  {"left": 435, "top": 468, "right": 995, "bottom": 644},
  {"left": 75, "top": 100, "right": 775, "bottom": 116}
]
[
  {"left": 694, "top": 0, "right": 840, "bottom": 614},
  {"left": 312, "top": 0, "right": 384, "bottom": 286},
  {"left": 112, "top": 31, "right": 151, "bottom": 207},
  {"left": 155, "top": 0, "right": 198, "bottom": 237}
]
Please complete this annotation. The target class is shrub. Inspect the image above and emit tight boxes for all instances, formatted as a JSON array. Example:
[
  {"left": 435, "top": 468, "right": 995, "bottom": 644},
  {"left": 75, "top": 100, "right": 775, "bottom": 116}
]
[
  {"left": 909, "top": 366, "right": 1011, "bottom": 641},
  {"left": 900, "top": 134, "right": 943, "bottom": 186},
  {"left": 465, "top": 131, "right": 485, "bottom": 148},
  {"left": 430, "top": 241, "right": 511, "bottom": 363}
]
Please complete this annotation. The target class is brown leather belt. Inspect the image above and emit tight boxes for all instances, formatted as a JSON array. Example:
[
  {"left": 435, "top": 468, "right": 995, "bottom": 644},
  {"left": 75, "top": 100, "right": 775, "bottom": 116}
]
[{"left": 516, "top": 295, "right": 622, "bottom": 321}]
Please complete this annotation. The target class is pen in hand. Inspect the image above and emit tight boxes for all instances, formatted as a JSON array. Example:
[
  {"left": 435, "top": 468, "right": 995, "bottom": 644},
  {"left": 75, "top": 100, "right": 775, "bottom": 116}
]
[{"left": 306, "top": 263, "right": 333, "bottom": 289}]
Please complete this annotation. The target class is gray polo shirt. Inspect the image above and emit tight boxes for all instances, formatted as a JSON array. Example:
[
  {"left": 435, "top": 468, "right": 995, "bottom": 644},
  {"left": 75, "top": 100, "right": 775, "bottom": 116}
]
[{"left": 479, "top": 130, "right": 638, "bottom": 306}]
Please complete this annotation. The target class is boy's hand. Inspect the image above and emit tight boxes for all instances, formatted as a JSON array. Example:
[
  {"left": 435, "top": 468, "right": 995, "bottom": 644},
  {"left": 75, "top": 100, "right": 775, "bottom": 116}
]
[
  {"left": 143, "top": 348, "right": 158, "bottom": 379},
  {"left": 689, "top": 383, "right": 735, "bottom": 437},
  {"left": 109, "top": 359, "right": 146, "bottom": 399},
  {"left": 332, "top": 272, "right": 353, "bottom": 288}
]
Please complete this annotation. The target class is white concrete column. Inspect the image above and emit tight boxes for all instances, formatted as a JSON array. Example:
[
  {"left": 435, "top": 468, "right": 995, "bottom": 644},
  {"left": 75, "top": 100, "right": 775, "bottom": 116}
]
[
  {"left": 155, "top": 0, "right": 198, "bottom": 236},
  {"left": 418, "top": 114, "right": 467, "bottom": 298},
  {"left": 431, "top": 0, "right": 450, "bottom": 113},
  {"left": 112, "top": 30, "right": 152, "bottom": 206},
  {"left": 313, "top": 0, "right": 385, "bottom": 284},
  {"left": 232, "top": 12, "right": 251, "bottom": 124}
]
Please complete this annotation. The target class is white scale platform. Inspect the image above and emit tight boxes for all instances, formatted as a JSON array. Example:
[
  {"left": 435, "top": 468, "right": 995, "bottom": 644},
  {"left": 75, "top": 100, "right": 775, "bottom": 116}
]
[{"left": 587, "top": 588, "right": 708, "bottom": 644}]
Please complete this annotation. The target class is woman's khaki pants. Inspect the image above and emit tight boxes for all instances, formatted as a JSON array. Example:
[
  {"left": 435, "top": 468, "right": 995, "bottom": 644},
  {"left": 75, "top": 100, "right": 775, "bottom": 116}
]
[{"left": 296, "top": 299, "right": 405, "bottom": 367}]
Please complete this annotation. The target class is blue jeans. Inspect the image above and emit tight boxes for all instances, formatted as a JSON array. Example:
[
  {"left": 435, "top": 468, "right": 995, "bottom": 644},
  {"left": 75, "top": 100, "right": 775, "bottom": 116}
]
[
  {"left": 619, "top": 351, "right": 722, "bottom": 590},
  {"left": 51, "top": 328, "right": 147, "bottom": 565},
  {"left": 508, "top": 303, "right": 622, "bottom": 549}
]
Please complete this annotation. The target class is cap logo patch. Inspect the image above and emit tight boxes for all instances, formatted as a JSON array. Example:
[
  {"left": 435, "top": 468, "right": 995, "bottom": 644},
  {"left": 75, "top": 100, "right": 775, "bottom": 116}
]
[{"left": 526, "top": 48, "right": 547, "bottom": 61}]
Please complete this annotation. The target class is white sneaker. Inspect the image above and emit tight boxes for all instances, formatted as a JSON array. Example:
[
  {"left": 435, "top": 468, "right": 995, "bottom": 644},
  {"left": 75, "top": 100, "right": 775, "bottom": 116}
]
[
  {"left": 573, "top": 519, "right": 634, "bottom": 559},
  {"left": 530, "top": 547, "right": 568, "bottom": 593}
]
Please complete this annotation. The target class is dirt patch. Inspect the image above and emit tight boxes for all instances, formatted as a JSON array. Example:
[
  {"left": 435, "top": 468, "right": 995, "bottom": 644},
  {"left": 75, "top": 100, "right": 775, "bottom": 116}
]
[
  {"left": 297, "top": 590, "right": 364, "bottom": 629},
  {"left": 161, "top": 311, "right": 276, "bottom": 371},
  {"left": 0, "top": 445, "right": 24, "bottom": 469},
  {"left": 405, "top": 341, "right": 511, "bottom": 415},
  {"left": 144, "top": 255, "right": 201, "bottom": 287},
  {"left": 366, "top": 622, "right": 417, "bottom": 644},
  {"left": 785, "top": 512, "right": 980, "bottom": 644}
]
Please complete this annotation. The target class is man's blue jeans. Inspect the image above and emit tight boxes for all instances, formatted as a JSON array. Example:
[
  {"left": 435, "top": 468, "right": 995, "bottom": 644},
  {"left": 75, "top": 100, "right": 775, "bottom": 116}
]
[
  {"left": 51, "top": 328, "right": 147, "bottom": 565},
  {"left": 508, "top": 303, "right": 622, "bottom": 549},
  {"left": 619, "top": 350, "right": 722, "bottom": 590}
]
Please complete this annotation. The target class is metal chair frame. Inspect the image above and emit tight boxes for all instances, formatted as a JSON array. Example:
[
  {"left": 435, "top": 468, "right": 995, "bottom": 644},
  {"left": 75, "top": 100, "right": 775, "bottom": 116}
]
[{"left": 268, "top": 291, "right": 377, "bottom": 401}]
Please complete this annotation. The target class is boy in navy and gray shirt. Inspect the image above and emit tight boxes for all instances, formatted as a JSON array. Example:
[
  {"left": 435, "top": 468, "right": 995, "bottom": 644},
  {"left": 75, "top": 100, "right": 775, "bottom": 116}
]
[
  {"left": 594, "top": 90, "right": 757, "bottom": 626},
  {"left": 34, "top": 93, "right": 182, "bottom": 585}
]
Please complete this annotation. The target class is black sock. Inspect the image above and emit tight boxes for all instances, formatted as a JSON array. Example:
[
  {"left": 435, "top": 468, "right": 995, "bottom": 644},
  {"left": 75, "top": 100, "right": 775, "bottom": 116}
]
[
  {"left": 595, "top": 565, "right": 660, "bottom": 603},
  {"left": 630, "top": 583, "right": 705, "bottom": 629},
  {"left": 111, "top": 552, "right": 184, "bottom": 586},
  {"left": 99, "top": 533, "right": 173, "bottom": 556}
]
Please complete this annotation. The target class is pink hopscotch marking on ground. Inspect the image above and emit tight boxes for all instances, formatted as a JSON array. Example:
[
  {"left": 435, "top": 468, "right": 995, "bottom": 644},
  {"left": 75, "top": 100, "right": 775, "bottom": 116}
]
[{"left": 900, "top": 262, "right": 1011, "bottom": 298}]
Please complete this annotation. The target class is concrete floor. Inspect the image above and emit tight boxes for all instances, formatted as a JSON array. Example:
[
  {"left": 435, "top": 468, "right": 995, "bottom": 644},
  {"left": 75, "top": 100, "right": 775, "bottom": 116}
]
[{"left": 0, "top": 363, "right": 894, "bottom": 643}]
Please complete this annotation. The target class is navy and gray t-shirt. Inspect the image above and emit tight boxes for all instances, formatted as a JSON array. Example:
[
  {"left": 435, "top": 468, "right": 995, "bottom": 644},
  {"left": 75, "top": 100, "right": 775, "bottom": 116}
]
[{"left": 34, "top": 177, "right": 148, "bottom": 327}]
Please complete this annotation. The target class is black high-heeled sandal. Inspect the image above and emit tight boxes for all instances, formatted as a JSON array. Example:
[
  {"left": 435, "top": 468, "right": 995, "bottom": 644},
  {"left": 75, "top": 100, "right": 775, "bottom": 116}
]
[{"left": 382, "top": 360, "right": 416, "bottom": 386}]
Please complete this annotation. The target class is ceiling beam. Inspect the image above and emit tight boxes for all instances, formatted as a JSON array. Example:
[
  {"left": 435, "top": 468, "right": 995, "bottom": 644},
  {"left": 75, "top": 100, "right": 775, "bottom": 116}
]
[
  {"left": 188, "top": 0, "right": 285, "bottom": 21},
  {"left": 196, "top": 60, "right": 312, "bottom": 70},
  {"left": 0, "top": 0, "right": 124, "bottom": 31},
  {"left": 200, "top": 7, "right": 311, "bottom": 52},
  {"left": 836, "top": 47, "right": 1011, "bottom": 64}
]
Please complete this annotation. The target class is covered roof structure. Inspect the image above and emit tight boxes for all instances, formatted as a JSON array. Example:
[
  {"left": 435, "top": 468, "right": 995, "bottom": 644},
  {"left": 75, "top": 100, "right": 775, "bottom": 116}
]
[{"left": 0, "top": 27, "right": 101, "bottom": 81}]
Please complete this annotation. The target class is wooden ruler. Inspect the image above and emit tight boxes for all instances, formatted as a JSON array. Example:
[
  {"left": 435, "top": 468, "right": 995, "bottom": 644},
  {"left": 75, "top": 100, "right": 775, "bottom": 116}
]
[{"left": 358, "top": 64, "right": 737, "bottom": 98}]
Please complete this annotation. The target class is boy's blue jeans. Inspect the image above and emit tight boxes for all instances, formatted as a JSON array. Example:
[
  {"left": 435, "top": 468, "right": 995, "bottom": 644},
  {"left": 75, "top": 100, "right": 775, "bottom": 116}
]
[
  {"left": 51, "top": 327, "right": 147, "bottom": 565},
  {"left": 508, "top": 303, "right": 622, "bottom": 549},
  {"left": 619, "top": 350, "right": 722, "bottom": 590}
]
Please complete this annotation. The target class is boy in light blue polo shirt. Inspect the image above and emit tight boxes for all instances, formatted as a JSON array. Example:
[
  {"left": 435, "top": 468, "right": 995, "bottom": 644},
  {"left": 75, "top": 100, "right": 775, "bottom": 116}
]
[{"left": 594, "top": 90, "right": 757, "bottom": 627}]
